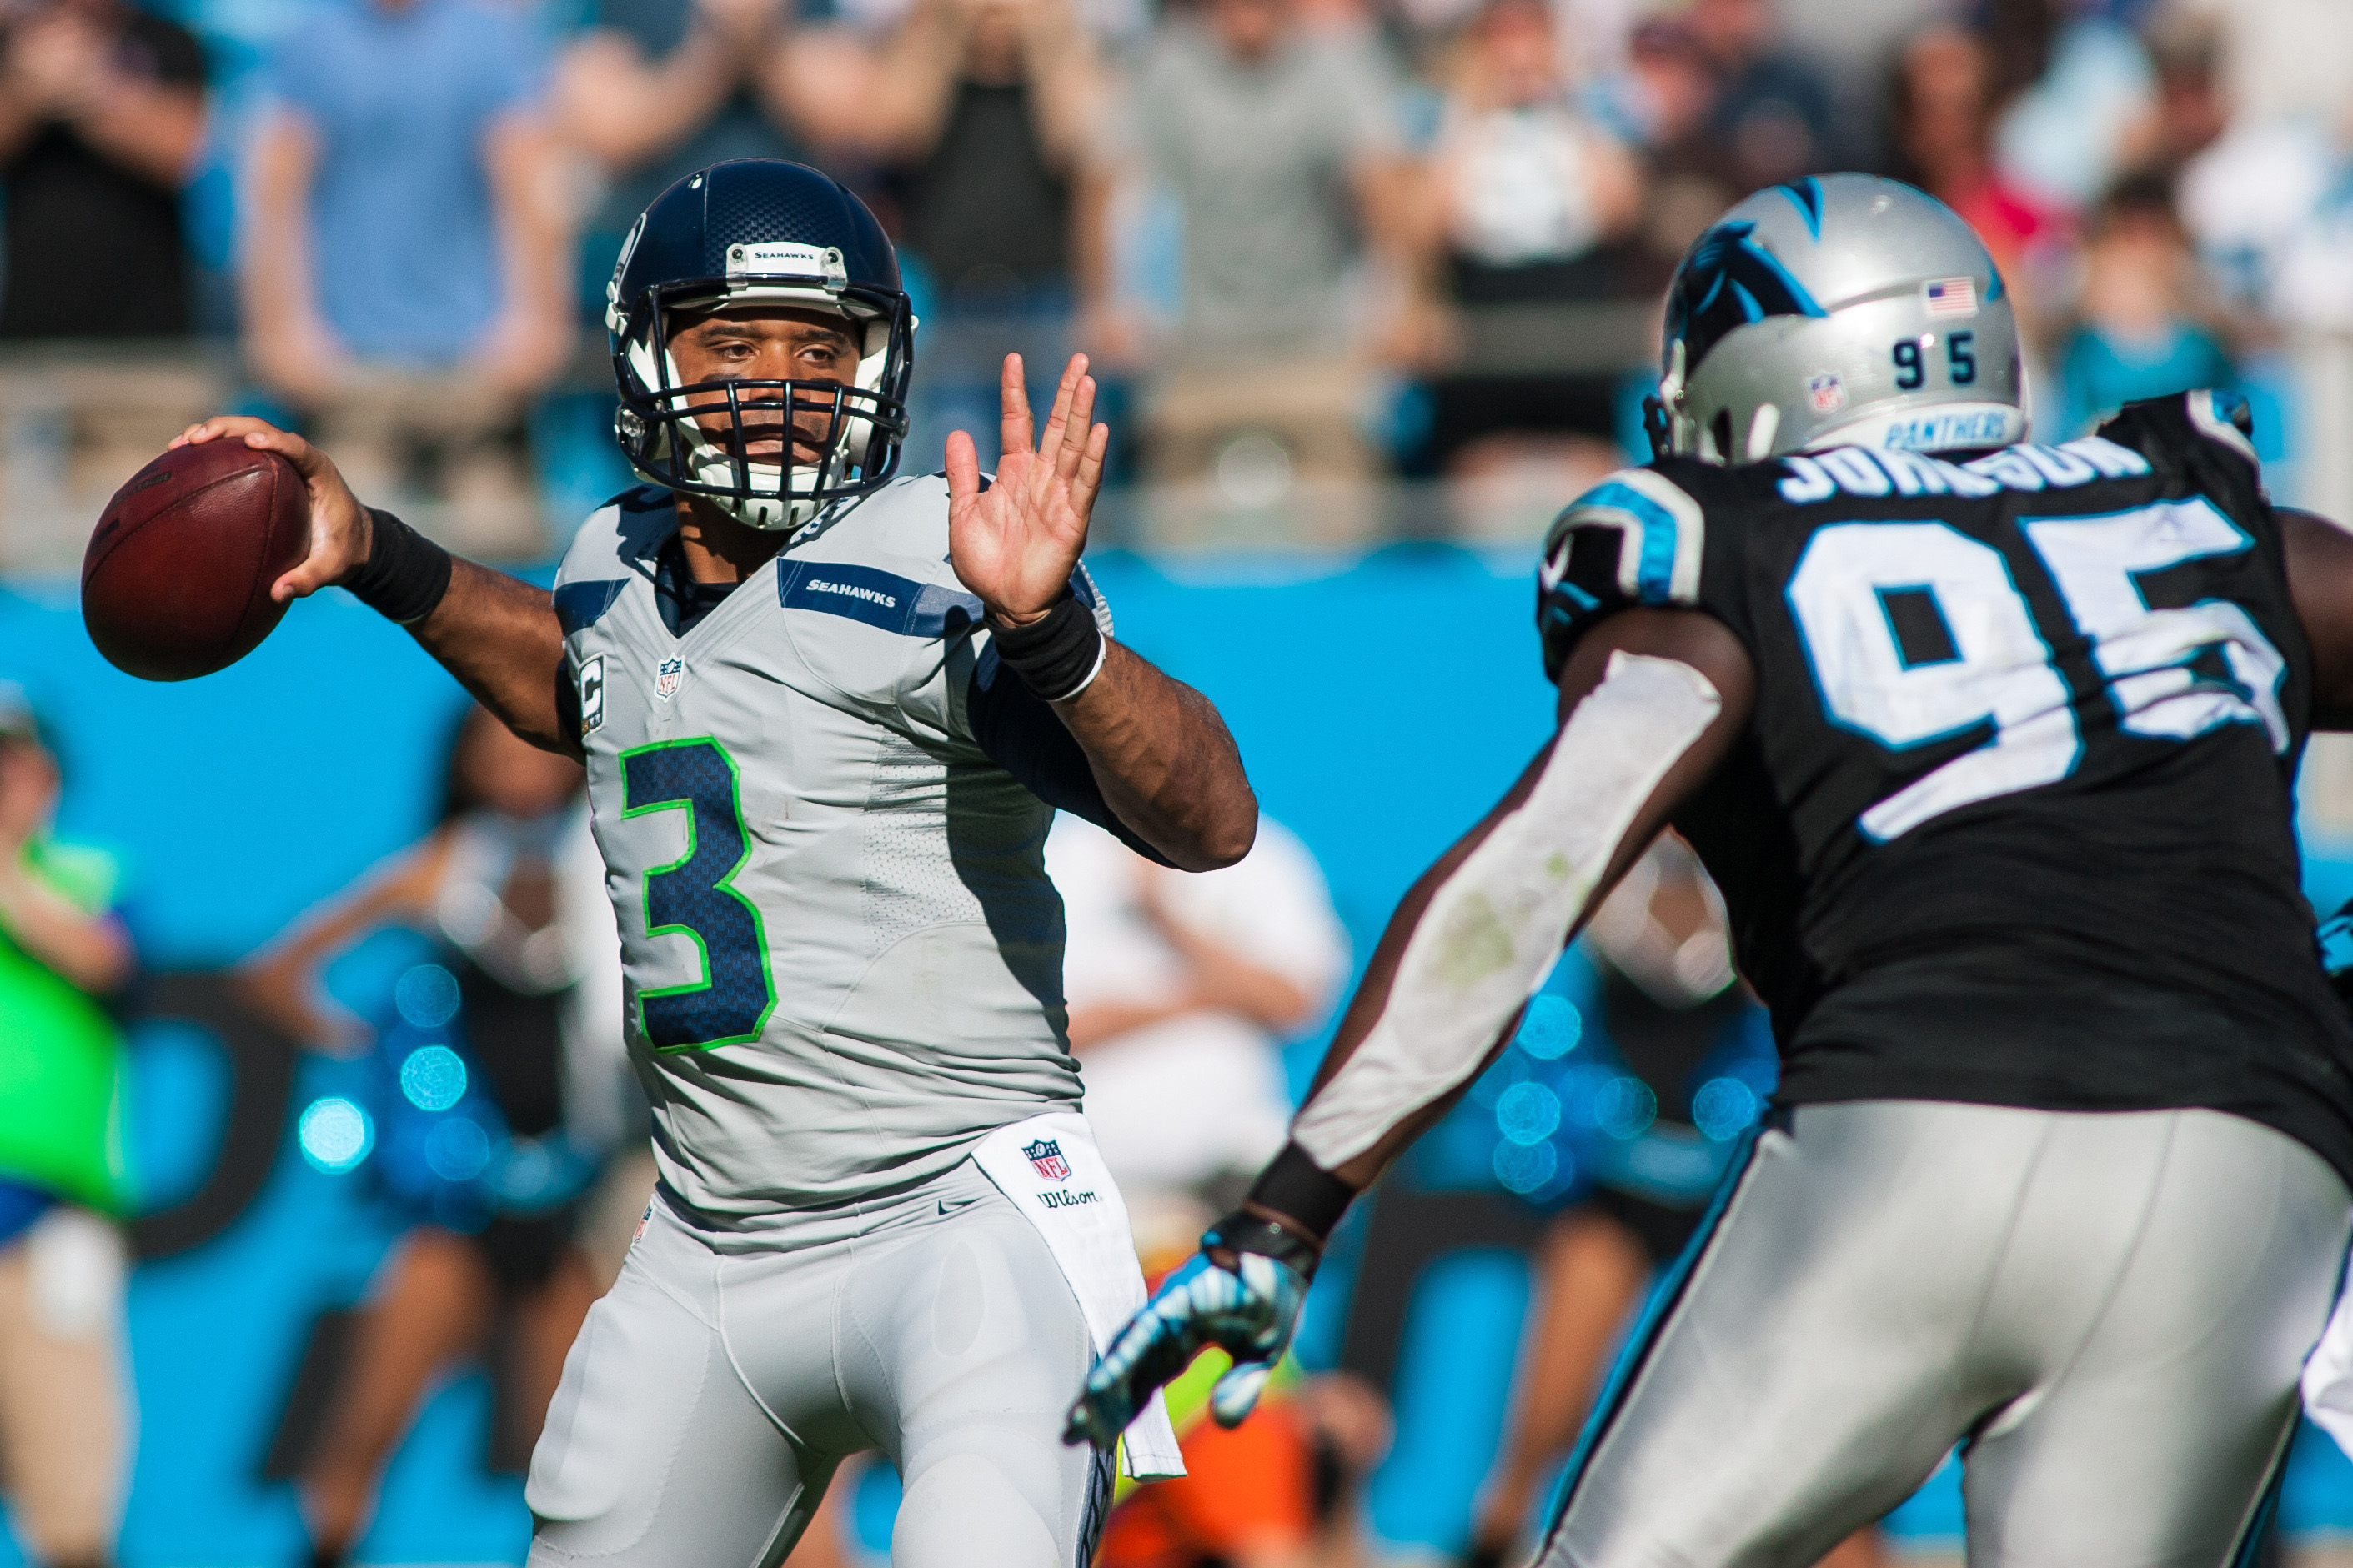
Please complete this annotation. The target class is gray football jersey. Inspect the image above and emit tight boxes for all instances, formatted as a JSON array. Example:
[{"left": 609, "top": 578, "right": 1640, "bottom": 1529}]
[{"left": 553, "top": 477, "right": 1099, "bottom": 1229}]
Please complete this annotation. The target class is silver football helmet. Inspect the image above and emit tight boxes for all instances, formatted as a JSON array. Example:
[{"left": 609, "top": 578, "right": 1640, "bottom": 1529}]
[{"left": 1649, "top": 174, "right": 2025, "bottom": 463}]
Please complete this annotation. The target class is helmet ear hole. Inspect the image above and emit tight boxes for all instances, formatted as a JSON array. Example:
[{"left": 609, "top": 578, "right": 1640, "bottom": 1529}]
[{"left": 1711, "top": 408, "right": 1736, "bottom": 465}]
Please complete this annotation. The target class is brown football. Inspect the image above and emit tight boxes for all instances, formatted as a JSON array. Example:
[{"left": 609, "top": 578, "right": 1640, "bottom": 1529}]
[{"left": 82, "top": 441, "right": 311, "bottom": 681}]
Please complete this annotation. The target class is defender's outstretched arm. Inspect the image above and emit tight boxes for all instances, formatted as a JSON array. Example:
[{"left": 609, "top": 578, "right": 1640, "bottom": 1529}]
[
  {"left": 1066, "top": 607, "right": 1755, "bottom": 1447},
  {"left": 172, "top": 418, "right": 577, "bottom": 758}
]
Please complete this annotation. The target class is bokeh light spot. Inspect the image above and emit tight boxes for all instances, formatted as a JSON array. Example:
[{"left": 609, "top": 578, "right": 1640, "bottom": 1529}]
[
  {"left": 1597, "top": 1076, "right": 1658, "bottom": 1140},
  {"left": 1692, "top": 1076, "right": 1759, "bottom": 1142},
  {"left": 1496, "top": 1081, "right": 1562, "bottom": 1145},
  {"left": 1518, "top": 994, "right": 1583, "bottom": 1060},
  {"left": 424, "top": 1116, "right": 492, "bottom": 1182},
  {"left": 399, "top": 1044, "right": 468, "bottom": 1112},
  {"left": 1493, "top": 1140, "right": 1558, "bottom": 1194},
  {"left": 298, "top": 1097, "right": 372, "bottom": 1173},
  {"left": 394, "top": 964, "right": 462, "bottom": 1029}
]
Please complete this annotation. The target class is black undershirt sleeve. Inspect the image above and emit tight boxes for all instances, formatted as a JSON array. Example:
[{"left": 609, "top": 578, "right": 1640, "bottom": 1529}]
[{"left": 965, "top": 647, "right": 1175, "bottom": 868}]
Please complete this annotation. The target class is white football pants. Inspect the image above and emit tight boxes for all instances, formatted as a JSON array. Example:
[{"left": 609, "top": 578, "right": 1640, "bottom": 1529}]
[{"left": 525, "top": 1157, "right": 1111, "bottom": 1568}]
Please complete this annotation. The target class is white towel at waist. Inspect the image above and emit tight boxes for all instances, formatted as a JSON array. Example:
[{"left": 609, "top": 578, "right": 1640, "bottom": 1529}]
[{"left": 971, "top": 1111, "right": 1187, "bottom": 1480}]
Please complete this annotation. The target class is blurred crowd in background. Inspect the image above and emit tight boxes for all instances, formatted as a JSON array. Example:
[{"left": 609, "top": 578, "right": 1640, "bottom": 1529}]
[
  {"left": 9, "top": 0, "right": 2353, "bottom": 1561},
  {"left": 4, "top": 0, "right": 2353, "bottom": 558}
]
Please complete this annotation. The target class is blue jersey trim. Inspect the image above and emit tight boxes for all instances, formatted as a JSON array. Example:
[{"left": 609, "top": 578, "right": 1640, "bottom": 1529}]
[
  {"left": 776, "top": 561, "right": 986, "bottom": 639},
  {"left": 1573, "top": 482, "right": 1682, "bottom": 603},
  {"left": 554, "top": 579, "right": 629, "bottom": 637}
]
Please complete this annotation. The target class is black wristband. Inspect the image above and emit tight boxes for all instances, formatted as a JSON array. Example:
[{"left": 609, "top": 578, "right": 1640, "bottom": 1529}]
[
  {"left": 345, "top": 508, "right": 454, "bottom": 625},
  {"left": 1202, "top": 1210, "right": 1323, "bottom": 1276},
  {"left": 1242, "top": 1142, "right": 1357, "bottom": 1250},
  {"left": 988, "top": 589, "right": 1104, "bottom": 703}
]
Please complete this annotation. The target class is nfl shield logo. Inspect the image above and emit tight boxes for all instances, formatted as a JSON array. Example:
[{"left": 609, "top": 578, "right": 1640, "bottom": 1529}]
[
  {"left": 1807, "top": 372, "right": 1845, "bottom": 413},
  {"left": 655, "top": 657, "right": 685, "bottom": 701},
  {"left": 1023, "top": 1139, "right": 1070, "bottom": 1182}
]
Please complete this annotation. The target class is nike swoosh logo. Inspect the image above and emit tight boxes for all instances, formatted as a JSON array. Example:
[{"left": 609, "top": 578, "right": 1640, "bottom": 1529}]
[{"left": 939, "top": 1195, "right": 981, "bottom": 1215}]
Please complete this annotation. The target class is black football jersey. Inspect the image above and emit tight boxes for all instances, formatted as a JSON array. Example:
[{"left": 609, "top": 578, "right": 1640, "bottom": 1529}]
[{"left": 1537, "top": 392, "right": 2353, "bottom": 1184}]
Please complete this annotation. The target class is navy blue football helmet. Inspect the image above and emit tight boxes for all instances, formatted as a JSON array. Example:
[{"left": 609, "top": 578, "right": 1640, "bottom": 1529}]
[{"left": 606, "top": 159, "right": 916, "bottom": 530}]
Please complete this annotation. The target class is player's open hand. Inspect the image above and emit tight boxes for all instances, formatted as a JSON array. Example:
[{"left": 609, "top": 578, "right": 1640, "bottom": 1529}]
[
  {"left": 170, "top": 416, "right": 370, "bottom": 604},
  {"left": 946, "top": 353, "right": 1110, "bottom": 624},
  {"left": 1064, "top": 1230, "right": 1310, "bottom": 1452}
]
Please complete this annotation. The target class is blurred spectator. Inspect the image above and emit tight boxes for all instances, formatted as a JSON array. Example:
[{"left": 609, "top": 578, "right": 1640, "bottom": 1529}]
[
  {"left": 1608, "top": 18, "right": 1734, "bottom": 279},
  {"left": 1986, "top": 0, "right": 2155, "bottom": 215},
  {"left": 2168, "top": 0, "right": 2353, "bottom": 135},
  {"left": 859, "top": 0, "right": 1106, "bottom": 465},
  {"left": 0, "top": 0, "right": 206, "bottom": 339},
  {"left": 2133, "top": 7, "right": 2229, "bottom": 181},
  {"left": 865, "top": 0, "right": 1101, "bottom": 300},
  {"left": 1408, "top": 0, "right": 1639, "bottom": 485},
  {"left": 1097, "top": 1350, "right": 1392, "bottom": 1568},
  {"left": 2049, "top": 173, "right": 2234, "bottom": 438},
  {"left": 240, "top": 708, "right": 636, "bottom": 1566},
  {"left": 2163, "top": 0, "right": 2348, "bottom": 329},
  {"left": 1099, "top": 1227, "right": 1391, "bottom": 1568},
  {"left": 1109, "top": 0, "right": 1409, "bottom": 488},
  {"left": 556, "top": 0, "right": 870, "bottom": 288},
  {"left": 1681, "top": 0, "right": 1838, "bottom": 195},
  {"left": 0, "top": 685, "right": 138, "bottom": 1568},
  {"left": 1050, "top": 812, "right": 1346, "bottom": 1220},
  {"left": 1886, "top": 23, "right": 2057, "bottom": 293},
  {"left": 241, "top": 0, "right": 571, "bottom": 552},
  {"left": 1770, "top": 0, "right": 1922, "bottom": 168}
]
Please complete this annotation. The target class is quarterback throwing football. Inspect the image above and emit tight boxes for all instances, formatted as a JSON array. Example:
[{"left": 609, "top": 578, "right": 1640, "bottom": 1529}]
[{"left": 178, "top": 159, "right": 1255, "bottom": 1568}]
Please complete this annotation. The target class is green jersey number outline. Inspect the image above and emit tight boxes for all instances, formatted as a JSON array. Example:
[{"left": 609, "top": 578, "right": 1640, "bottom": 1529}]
[{"left": 619, "top": 737, "right": 776, "bottom": 1050}]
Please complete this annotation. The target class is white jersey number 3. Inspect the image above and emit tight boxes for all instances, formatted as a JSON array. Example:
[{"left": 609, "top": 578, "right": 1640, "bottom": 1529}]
[{"left": 1788, "top": 499, "right": 2288, "bottom": 842}]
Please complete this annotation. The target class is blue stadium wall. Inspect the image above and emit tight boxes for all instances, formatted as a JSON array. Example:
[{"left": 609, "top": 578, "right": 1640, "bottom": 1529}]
[{"left": 5, "top": 544, "right": 2352, "bottom": 1563}]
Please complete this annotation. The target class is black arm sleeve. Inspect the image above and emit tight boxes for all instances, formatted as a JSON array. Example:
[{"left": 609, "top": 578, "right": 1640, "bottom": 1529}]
[{"left": 966, "top": 646, "right": 1176, "bottom": 867}]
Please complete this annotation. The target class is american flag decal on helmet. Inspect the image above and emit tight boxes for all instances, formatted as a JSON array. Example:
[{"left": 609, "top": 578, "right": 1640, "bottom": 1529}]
[
  {"left": 1923, "top": 277, "right": 1979, "bottom": 318},
  {"left": 1024, "top": 1139, "right": 1071, "bottom": 1182}
]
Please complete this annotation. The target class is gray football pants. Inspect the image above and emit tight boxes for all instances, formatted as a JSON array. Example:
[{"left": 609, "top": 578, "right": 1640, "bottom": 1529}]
[
  {"left": 524, "top": 1158, "right": 1112, "bottom": 1568},
  {"left": 1543, "top": 1100, "right": 2352, "bottom": 1568}
]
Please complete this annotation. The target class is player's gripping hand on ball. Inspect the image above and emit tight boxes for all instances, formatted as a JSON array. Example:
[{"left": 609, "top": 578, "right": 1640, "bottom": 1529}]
[
  {"left": 163, "top": 415, "right": 575, "bottom": 757},
  {"left": 170, "top": 417, "right": 374, "bottom": 604},
  {"left": 1065, "top": 1210, "right": 1317, "bottom": 1449}
]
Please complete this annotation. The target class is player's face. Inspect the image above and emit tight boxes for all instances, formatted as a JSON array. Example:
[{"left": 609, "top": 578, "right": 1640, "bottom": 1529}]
[{"left": 665, "top": 307, "right": 864, "bottom": 471}]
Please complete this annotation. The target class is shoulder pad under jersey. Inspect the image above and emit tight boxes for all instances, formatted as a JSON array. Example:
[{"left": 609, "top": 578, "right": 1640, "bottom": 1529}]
[
  {"left": 2098, "top": 389, "right": 2263, "bottom": 494},
  {"left": 1536, "top": 467, "right": 1706, "bottom": 682}
]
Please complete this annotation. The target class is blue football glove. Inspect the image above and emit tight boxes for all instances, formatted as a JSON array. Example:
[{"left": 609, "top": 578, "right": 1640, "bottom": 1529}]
[{"left": 1063, "top": 1214, "right": 1316, "bottom": 1450}]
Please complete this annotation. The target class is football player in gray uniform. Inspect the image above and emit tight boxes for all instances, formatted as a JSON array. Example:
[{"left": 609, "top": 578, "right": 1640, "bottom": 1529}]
[{"left": 173, "top": 158, "right": 1256, "bottom": 1568}]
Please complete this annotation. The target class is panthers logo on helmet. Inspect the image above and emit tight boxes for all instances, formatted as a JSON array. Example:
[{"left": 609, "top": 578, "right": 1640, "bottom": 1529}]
[
  {"left": 1024, "top": 1139, "right": 1070, "bottom": 1181},
  {"left": 1665, "top": 221, "right": 1826, "bottom": 376}
]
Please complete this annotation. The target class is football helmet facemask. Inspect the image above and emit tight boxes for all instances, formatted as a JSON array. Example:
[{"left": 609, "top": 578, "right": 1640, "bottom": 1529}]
[{"left": 607, "top": 159, "right": 915, "bottom": 532}]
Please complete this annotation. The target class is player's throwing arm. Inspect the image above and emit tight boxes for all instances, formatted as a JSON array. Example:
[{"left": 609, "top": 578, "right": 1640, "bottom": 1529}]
[{"left": 161, "top": 416, "right": 577, "bottom": 754}]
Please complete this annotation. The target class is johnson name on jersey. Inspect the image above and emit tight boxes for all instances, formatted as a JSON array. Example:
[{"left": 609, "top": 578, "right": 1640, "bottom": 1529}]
[
  {"left": 1538, "top": 392, "right": 2353, "bottom": 1185},
  {"left": 551, "top": 474, "right": 1129, "bottom": 1227}
]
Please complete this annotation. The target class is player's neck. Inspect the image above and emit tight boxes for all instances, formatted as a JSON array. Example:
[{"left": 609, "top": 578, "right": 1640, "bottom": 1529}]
[{"left": 674, "top": 496, "right": 788, "bottom": 585}]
